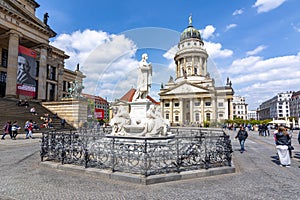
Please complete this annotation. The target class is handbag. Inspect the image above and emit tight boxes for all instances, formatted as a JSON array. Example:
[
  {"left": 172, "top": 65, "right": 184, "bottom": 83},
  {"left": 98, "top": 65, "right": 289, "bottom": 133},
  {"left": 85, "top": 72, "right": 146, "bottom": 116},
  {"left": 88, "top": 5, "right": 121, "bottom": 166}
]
[{"left": 288, "top": 145, "right": 294, "bottom": 150}]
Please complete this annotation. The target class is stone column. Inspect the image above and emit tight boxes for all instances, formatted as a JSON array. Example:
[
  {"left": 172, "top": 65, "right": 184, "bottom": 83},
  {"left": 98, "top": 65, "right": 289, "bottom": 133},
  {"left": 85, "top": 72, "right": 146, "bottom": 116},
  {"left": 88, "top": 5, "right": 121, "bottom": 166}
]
[
  {"left": 212, "top": 97, "right": 216, "bottom": 122},
  {"left": 199, "top": 58, "right": 203, "bottom": 75},
  {"left": 5, "top": 30, "right": 20, "bottom": 98},
  {"left": 201, "top": 98, "right": 205, "bottom": 124},
  {"left": 190, "top": 98, "right": 194, "bottom": 122},
  {"left": 38, "top": 46, "right": 48, "bottom": 100},
  {"left": 179, "top": 98, "right": 183, "bottom": 124},
  {"left": 170, "top": 99, "right": 173, "bottom": 124}
]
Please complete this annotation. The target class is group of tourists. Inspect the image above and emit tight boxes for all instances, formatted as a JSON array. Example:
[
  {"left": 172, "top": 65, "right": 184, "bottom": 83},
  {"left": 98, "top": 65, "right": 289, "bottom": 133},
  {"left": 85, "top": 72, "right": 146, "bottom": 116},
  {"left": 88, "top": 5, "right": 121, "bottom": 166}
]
[
  {"left": 235, "top": 124, "right": 300, "bottom": 167},
  {"left": 1, "top": 120, "right": 34, "bottom": 140}
]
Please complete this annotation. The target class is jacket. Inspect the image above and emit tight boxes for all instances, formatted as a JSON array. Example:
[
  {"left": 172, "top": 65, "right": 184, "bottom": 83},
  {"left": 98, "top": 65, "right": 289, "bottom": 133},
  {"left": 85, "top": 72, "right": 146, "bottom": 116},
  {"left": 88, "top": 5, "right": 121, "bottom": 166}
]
[
  {"left": 275, "top": 132, "right": 290, "bottom": 146},
  {"left": 236, "top": 130, "right": 248, "bottom": 140}
]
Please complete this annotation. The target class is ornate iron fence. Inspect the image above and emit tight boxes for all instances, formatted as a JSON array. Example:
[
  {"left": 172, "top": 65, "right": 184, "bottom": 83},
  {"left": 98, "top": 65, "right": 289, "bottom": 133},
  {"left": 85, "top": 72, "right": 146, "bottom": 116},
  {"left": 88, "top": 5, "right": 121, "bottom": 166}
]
[{"left": 40, "top": 128, "right": 232, "bottom": 176}]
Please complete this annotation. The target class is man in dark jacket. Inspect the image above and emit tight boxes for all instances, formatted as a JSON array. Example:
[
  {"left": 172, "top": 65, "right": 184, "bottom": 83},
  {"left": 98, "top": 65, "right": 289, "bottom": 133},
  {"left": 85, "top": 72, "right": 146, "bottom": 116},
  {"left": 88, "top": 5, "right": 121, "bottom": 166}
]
[{"left": 235, "top": 126, "right": 248, "bottom": 153}]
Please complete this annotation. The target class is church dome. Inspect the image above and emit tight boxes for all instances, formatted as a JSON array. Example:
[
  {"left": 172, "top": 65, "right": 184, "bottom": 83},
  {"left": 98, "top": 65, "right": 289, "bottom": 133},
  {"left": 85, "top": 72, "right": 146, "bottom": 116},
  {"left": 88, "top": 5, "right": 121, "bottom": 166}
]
[{"left": 180, "top": 25, "right": 201, "bottom": 42}]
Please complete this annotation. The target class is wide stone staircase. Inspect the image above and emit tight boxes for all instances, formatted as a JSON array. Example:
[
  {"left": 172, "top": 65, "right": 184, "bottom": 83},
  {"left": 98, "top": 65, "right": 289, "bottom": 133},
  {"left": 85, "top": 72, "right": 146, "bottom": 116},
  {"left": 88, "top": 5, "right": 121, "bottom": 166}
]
[{"left": 0, "top": 98, "right": 75, "bottom": 134}]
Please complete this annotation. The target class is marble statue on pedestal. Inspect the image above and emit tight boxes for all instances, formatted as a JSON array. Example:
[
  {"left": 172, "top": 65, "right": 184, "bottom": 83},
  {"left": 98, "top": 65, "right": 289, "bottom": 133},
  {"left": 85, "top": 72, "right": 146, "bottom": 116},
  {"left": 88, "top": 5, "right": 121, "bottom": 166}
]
[{"left": 132, "top": 53, "right": 152, "bottom": 101}]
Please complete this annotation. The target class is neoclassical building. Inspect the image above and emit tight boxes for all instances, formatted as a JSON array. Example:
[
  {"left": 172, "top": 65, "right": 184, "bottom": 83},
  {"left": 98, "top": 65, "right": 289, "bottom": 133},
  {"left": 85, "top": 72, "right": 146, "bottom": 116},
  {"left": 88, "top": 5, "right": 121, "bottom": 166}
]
[
  {"left": 159, "top": 19, "right": 234, "bottom": 126},
  {"left": 0, "top": 0, "right": 84, "bottom": 101}
]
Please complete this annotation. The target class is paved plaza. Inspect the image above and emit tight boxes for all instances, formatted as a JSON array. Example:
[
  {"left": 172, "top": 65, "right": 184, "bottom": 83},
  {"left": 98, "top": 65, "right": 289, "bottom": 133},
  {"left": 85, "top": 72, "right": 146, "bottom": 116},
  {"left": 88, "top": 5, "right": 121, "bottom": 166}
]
[{"left": 0, "top": 130, "right": 299, "bottom": 200}]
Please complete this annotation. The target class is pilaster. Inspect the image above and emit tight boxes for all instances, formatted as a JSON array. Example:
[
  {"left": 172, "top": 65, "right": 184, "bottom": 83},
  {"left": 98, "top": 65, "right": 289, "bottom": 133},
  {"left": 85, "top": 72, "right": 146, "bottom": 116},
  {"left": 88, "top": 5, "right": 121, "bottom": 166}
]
[
  {"left": 5, "top": 30, "right": 20, "bottom": 98},
  {"left": 38, "top": 45, "right": 47, "bottom": 100}
]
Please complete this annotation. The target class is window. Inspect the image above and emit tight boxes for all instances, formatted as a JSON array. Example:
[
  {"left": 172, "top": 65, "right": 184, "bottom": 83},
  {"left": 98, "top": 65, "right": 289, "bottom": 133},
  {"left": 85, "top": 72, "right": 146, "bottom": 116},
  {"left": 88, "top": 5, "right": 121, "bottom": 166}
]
[
  {"left": 218, "top": 102, "right": 223, "bottom": 107},
  {"left": 165, "top": 103, "right": 170, "bottom": 107},
  {"left": 206, "top": 113, "right": 211, "bottom": 121},
  {"left": 175, "top": 115, "right": 179, "bottom": 122},
  {"left": 195, "top": 113, "right": 200, "bottom": 121},
  {"left": 0, "top": 72, "right": 6, "bottom": 83},
  {"left": 194, "top": 102, "right": 200, "bottom": 106},
  {"left": 47, "top": 65, "right": 56, "bottom": 81},
  {"left": 174, "top": 102, "right": 179, "bottom": 107},
  {"left": 1, "top": 49, "right": 8, "bottom": 67},
  {"left": 219, "top": 113, "right": 224, "bottom": 118},
  {"left": 205, "top": 102, "right": 211, "bottom": 106},
  {"left": 166, "top": 113, "right": 169, "bottom": 120}
]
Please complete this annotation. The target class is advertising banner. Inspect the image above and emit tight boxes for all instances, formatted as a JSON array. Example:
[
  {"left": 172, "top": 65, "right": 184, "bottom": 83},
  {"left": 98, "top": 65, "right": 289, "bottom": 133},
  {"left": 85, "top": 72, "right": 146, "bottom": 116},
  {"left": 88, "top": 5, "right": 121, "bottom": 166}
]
[
  {"left": 17, "top": 45, "right": 37, "bottom": 97},
  {"left": 94, "top": 108, "right": 104, "bottom": 120}
]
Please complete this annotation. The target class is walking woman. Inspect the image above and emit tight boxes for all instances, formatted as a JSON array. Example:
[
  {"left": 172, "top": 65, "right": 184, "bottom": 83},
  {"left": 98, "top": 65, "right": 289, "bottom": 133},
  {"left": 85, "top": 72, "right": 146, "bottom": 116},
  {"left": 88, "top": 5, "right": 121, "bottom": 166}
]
[
  {"left": 274, "top": 126, "right": 291, "bottom": 167},
  {"left": 235, "top": 126, "right": 248, "bottom": 153}
]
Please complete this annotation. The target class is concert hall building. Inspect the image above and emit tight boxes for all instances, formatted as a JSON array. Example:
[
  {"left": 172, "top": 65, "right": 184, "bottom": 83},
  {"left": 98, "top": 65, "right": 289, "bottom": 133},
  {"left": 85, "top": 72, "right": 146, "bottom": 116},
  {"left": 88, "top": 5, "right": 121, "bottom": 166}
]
[{"left": 0, "top": 0, "right": 85, "bottom": 101}]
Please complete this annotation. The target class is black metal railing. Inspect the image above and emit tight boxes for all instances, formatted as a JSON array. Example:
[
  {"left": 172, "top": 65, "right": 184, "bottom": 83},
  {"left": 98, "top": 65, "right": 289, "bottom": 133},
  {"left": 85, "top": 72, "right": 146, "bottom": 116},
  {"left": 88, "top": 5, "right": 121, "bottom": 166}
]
[{"left": 40, "top": 128, "right": 232, "bottom": 177}]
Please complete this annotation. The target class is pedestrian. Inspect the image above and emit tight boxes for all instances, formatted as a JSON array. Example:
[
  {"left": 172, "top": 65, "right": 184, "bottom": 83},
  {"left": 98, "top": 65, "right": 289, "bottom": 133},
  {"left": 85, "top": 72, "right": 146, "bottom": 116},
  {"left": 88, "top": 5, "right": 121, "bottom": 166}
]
[
  {"left": 25, "top": 120, "right": 34, "bottom": 139},
  {"left": 298, "top": 131, "right": 300, "bottom": 144},
  {"left": 11, "top": 121, "right": 20, "bottom": 140},
  {"left": 274, "top": 126, "right": 291, "bottom": 167},
  {"left": 235, "top": 126, "right": 248, "bottom": 153},
  {"left": 1, "top": 121, "right": 12, "bottom": 140},
  {"left": 61, "top": 118, "right": 66, "bottom": 129}
]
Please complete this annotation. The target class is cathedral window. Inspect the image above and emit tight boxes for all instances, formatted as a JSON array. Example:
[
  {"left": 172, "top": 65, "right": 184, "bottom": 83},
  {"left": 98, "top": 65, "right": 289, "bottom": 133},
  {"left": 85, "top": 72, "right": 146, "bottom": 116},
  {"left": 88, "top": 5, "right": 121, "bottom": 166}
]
[
  {"left": 195, "top": 113, "right": 200, "bottom": 121},
  {"left": 166, "top": 113, "right": 169, "bottom": 119}
]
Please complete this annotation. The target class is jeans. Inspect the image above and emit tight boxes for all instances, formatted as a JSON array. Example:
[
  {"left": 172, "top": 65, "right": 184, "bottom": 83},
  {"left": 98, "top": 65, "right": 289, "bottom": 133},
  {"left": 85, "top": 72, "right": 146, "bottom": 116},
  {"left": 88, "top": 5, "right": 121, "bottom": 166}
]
[{"left": 239, "top": 139, "right": 245, "bottom": 151}]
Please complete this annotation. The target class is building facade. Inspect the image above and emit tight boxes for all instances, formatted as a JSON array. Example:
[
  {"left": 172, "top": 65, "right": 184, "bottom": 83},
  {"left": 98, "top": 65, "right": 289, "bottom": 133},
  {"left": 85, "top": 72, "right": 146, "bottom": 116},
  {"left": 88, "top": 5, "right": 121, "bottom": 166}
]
[
  {"left": 0, "top": 0, "right": 84, "bottom": 101},
  {"left": 258, "top": 91, "right": 293, "bottom": 120},
  {"left": 247, "top": 110, "right": 257, "bottom": 120},
  {"left": 159, "top": 19, "right": 234, "bottom": 126},
  {"left": 232, "top": 95, "right": 248, "bottom": 120},
  {"left": 82, "top": 93, "right": 110, "bottom": 122},
  {"left": 290, "top": 90, "right": 300, "bottom": 118}
]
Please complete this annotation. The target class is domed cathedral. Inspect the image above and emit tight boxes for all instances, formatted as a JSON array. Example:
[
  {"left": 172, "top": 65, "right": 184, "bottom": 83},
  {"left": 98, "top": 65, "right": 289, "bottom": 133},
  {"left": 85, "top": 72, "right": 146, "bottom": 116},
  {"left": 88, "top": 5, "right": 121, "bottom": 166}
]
[
  {"left": 159, "top": 17, "right": 234, "bottom": 126},
  {"left": 0, "top": 0, "right": 85, "bottom": 101}
]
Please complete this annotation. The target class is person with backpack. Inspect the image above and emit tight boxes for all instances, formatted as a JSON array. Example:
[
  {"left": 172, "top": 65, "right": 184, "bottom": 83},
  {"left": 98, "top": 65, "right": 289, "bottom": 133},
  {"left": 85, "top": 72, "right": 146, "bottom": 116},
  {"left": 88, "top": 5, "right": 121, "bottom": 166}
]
[
  {"left": 235, "top": 126, "right": 248, "bottom": 153},
  {"left": 11, "top": 121, "right": 21, "bottom": 140},
  {"left": 1, "top": 121, "right": 12, "bottom": 140},
  {"left": 25, "top": 120, "right": 34, "bottom": 139}
]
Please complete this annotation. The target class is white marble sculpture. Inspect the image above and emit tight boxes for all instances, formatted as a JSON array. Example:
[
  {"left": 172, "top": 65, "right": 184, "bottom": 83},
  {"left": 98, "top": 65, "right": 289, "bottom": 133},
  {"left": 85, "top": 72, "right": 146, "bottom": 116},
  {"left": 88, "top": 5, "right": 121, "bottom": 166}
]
[
  {"left": 109, "top": 104, "right": 131, "bottom": 135},
  {"left": 109, "top": 53, "right": 170, "bottom": 137},
  {"left": 132, "top": 53, "right": 152, "bottom": 101}
]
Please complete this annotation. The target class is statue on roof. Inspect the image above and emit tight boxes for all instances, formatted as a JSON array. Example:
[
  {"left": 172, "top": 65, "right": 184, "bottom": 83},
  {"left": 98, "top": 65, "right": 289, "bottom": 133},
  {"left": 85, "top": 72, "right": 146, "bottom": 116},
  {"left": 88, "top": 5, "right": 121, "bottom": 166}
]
[
  {"left": 43, "top": 12, "right": 49, "bottom": 25},
  {"left": 189, "top": 14, "right": 192, "bottom": 26}
]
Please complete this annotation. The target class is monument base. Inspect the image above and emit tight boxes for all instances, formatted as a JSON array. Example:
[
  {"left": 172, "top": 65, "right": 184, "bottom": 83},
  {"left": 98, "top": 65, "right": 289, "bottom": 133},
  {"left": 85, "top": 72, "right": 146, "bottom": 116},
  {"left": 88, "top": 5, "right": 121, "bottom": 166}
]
[{"left": 42, "top": 98, "right": 88, "bottom": 129}]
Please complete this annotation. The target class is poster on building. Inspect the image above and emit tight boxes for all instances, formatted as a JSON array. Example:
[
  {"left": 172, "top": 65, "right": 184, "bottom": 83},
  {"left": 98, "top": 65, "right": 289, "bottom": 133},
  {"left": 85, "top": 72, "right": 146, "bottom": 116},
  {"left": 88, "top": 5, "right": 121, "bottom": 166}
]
[
  {"left": 94, "top": 108, "right": 104, "bottom": 120},
  {"left": 16, "top": 45, "right": 37, "bottom": 97}
]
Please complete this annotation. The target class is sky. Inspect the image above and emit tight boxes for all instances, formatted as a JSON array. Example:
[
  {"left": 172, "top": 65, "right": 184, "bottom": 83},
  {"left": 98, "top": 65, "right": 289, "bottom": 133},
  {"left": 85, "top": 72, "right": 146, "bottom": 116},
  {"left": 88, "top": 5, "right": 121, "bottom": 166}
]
[{"left": 35, "top": 0, "right": 300, "bottom": 110}]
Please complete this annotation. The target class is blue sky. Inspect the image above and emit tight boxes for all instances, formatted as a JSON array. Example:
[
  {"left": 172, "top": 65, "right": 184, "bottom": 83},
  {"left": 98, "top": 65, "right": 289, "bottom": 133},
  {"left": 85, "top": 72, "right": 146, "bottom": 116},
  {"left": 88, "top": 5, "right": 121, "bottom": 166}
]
[{"left": 35, "top": 0, "right": 300, "bottom": 110}]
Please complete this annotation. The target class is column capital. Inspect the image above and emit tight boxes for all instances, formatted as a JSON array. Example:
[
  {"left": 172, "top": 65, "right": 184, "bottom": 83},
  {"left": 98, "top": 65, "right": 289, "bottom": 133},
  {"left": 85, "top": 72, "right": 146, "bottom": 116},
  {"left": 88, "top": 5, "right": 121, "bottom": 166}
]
[{"left": 8, "top": 29, "right": 22, "bottom": 38}]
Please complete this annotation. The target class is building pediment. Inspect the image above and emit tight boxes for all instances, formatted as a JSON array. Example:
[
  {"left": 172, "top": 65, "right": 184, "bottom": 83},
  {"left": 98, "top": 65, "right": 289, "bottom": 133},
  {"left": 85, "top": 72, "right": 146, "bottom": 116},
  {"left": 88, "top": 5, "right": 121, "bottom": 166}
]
[
  {"left": 162, "top": 82, "right": 210, "bottom": 95},
  {"left": 0, "top": 0, "right": 56, "bottom": 37}
]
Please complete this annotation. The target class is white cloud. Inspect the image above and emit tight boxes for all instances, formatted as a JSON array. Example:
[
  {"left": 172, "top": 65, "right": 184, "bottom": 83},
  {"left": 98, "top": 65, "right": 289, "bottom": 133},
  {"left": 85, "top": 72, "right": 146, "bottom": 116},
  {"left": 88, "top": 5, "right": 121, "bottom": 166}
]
[
  {"left": 253, "top": 0, "right": 286, "bottom": 13},
  {"left": 225, "top": 24, "right": 237, "bottom": 31},
  {"left": 226, "top": 52, "right": 300, "bottom": 109},
  {"left": 199, "top": 25, "right": 216, "bottom": 39},
  {"left": 204, "top": 41, "right": 233, "bottom": 59},
  {"left": 246, "top": 45, "right": 267, "bottom": 56},
  {"left": 292, "top": 23, "right": 300, "bottom": 32},
  {"left": 233, "top": 9, "right": 244, "bottom": 16},
  {"left": 51, "top": 29, "right": 139, "bottom": 100}
]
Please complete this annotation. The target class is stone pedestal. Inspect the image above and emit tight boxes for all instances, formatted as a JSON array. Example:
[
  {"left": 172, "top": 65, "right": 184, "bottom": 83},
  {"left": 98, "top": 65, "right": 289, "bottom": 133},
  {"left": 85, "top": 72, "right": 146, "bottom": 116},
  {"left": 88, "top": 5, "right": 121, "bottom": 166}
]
[
  {"left": 42, "top": 98, "right": 88, "bottom": 129},
  {"left": 129, "top": 99, "right": 152, "bottom": 125}
]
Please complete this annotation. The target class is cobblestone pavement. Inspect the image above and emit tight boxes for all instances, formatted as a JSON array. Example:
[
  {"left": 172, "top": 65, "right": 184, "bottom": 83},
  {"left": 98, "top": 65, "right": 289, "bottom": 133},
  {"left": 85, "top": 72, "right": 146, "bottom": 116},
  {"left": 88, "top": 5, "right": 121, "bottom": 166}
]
[{"left": 0, "top": 131, "right": 299, "bottom": 200}]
